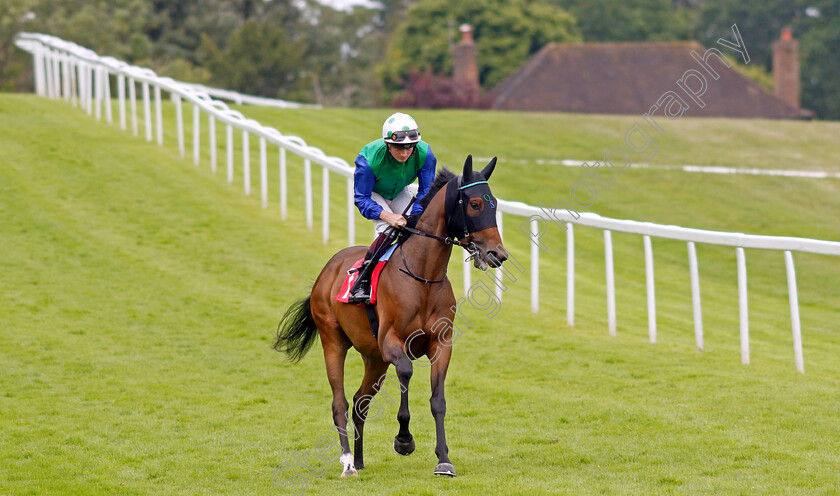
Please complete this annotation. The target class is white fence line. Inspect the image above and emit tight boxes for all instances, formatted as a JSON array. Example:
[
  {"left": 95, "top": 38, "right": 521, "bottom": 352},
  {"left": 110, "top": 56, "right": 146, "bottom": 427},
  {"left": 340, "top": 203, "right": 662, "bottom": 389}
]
[
  {"left": 180, "top": 82, "right": 321, "bottom": 109},
  {"left": 16, "top": 33, "right": 357, "bottom": 241},
  {"left": 16, "top": 32, "right": 840, "bottom": 373}
]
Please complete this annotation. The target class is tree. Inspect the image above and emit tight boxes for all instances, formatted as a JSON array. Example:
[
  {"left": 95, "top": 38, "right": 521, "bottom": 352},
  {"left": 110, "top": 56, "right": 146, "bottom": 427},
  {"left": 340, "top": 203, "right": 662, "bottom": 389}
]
[
  {"left": 1, "top": 0, "right": 151, "bottom": 90},
  {"left": 292, "top": 2, "right": 388, "bottom": 106},
  {"left": 695, "top": 0, "right": 840, "bottom": 119},
  {"left": 199, "top": 16, "right": 305, "bottom": 99},
  {"left": 378, "top": 0, "right": 580, "bottom": 102},
  {"left": 195, "top": 0, "right": 387, "bottom": 103},
  {"left": 694, "top": 0, "right": 798, "bottom": 68},
  {"left": 29, "top": 0, "right": 151, "bottom": 62},
  {"left": 545, "top": 0, "right": 695, "bottom": 42},
  {"left": 145, "top": 0, "right": 308, "bottom": 83},
  {"left": 378, "top": 0, "right": 420, "bottom": 32},
  {"left": 0, "top": 0, "right": 39, "bottom": 90},
  {"left": 795, "top": 0, "right": 840, "bottom": 119}
]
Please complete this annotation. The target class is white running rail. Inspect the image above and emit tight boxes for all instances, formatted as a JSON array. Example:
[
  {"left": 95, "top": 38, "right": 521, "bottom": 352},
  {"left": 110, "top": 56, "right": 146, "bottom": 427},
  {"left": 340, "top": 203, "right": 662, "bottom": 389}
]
[
  {"left": 179, "top": 82, "right": 322, "bottom": 109},
  {"left": 16, "top": 32, "right": 840, "bottom": 373}
]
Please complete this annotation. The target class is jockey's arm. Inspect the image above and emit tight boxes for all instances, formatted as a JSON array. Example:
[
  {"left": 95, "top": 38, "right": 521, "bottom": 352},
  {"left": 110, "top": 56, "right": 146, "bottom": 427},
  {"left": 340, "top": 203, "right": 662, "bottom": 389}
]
[
  {"left": 412, "top": 146, "right": 437, "bottom": 216},
  {"left": 353, "top": 154, "right": 384, "bottom": 220}
]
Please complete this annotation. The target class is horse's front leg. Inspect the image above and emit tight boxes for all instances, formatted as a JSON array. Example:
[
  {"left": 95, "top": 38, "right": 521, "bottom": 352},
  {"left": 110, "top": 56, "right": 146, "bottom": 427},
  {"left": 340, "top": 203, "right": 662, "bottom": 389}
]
[
  {"left": 429, "top": 342, "right": 455, "bottom": 476},
  {"left": 382, "top": 332, "right": 415, "bottom": 456}
]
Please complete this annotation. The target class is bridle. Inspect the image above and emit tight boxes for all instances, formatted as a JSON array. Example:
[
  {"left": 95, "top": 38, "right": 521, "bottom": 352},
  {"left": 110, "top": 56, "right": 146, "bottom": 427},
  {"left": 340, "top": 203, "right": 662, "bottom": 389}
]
[{"left": 397, "top": 175, "right": 493, "bottom": 284}]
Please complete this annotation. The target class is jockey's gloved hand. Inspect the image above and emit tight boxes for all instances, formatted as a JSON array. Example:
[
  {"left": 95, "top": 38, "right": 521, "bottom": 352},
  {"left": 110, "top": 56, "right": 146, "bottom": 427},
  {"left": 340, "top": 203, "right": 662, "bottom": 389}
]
[{"left": 405, "top": 213, "right": 420, "bottom": 229}]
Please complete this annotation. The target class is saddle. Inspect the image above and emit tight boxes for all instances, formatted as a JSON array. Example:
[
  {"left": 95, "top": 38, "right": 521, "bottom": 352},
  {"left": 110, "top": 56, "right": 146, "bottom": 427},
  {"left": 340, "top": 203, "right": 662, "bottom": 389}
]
[{"left": 334, "top": 243, "right": 398, "bottom": 306}]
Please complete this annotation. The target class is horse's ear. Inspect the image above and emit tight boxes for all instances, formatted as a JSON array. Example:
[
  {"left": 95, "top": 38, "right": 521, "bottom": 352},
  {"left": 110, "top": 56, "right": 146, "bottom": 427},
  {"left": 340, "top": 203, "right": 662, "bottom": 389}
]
[
  {"left": 480, "top": 157, "right": 497, "bottom": 180},
  {"left": 463, "top": 154, "right": 474, "bottom": 180}
]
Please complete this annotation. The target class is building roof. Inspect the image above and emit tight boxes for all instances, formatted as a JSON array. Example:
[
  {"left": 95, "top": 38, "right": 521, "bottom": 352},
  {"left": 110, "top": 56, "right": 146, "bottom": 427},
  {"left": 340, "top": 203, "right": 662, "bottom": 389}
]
[{"left": 491, "top": 41, "right": 808, "bottom": 119}]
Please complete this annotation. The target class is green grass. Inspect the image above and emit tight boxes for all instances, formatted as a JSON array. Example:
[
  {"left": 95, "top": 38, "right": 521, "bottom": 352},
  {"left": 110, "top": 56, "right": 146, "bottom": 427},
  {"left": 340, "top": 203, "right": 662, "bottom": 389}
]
[{"left": 2, "top": 93, "right": 840, "bottom": 495}]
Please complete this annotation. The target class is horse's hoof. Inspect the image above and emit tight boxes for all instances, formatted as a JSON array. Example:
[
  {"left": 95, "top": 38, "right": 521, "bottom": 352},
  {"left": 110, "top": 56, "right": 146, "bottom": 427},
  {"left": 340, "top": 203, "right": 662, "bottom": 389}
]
[
  {"left": 393, "top": 436, "right": 416, "bottom": 456},
  {"left": 341, "top": 468, "right": 358, "bottom": 478},
  {"left": 434, "top": 462, "right": 456, "bottom": 477}
]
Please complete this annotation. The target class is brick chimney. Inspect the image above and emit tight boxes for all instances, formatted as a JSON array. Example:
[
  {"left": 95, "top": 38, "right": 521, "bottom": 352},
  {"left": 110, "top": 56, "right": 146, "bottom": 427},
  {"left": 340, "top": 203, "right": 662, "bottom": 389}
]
[
  {"left": 452, "top": 24, "right": 479, "bottom": 91},
  {"left": 772, "top": 27, "right": 800, "bottom": 108}
]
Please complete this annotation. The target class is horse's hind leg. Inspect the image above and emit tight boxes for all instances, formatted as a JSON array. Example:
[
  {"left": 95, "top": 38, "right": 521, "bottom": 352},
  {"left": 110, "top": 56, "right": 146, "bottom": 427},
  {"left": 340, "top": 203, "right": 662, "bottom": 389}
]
[
  {"left": 429, "top": 342, "right": 455, "bottom": 476},
  {"left": 381, "top": 331, "right": 415, "bottom": 456},
  {"left": 321, "top": 335, "right": 357, "bottom": 477},
  {"left": 351, "top": 355, "right": 390, "bottom": 470}
]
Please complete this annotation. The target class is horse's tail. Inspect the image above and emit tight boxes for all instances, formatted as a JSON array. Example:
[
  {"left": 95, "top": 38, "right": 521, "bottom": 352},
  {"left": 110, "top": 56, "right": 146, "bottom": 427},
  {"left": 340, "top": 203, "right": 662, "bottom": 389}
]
[{"left": 272, "top": 296, "right": 319, "bottom": 362}]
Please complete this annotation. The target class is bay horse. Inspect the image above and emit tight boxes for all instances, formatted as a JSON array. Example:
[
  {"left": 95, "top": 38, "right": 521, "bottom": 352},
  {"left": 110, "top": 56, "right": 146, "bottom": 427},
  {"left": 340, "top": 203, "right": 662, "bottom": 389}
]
[{"left": 273, "top": 155, "right": 507, "bottom": 478}]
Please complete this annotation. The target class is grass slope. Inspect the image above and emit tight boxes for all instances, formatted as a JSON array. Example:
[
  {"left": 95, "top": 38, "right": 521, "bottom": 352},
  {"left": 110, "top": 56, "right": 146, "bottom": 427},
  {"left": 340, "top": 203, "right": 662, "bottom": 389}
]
[{"left": 1, "top": 94, "right": 839, "bottom": 495}]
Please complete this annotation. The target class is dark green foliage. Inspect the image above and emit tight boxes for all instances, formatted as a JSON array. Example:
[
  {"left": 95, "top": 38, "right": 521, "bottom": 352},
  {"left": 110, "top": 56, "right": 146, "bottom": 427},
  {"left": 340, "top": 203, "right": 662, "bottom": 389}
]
[
  {"left": 694, "top": 0, "right": 798, "bottom": 68},
  {"left": 294, "top": 2, "right": 390, "bottom": 106},
  {"left": 797, "top": 0, "right": 840, "bottom": 119},
  {"left": 0, "top": 0, "right": 38, "bottom": 90},
  {"left": 199, "top": 17, "right": 305, "bottom": 99},
  {"left": 2, "top": 0, "right": 150, "bottom": 90},
  {"left": 547, "top": 0, "right": 695, "bottom": 42},
  {"left": 30, "top": 0, "right": 151, "bottom": 61},
  {"left": 696, "top": 0, "right": 840, "bottom": 119}
]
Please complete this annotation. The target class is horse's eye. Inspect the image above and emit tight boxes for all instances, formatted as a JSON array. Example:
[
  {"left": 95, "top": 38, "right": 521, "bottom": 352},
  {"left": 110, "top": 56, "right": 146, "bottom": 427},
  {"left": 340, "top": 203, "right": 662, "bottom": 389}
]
[{"left": 470, "top": 202, "right": 480, "bottom": 210}]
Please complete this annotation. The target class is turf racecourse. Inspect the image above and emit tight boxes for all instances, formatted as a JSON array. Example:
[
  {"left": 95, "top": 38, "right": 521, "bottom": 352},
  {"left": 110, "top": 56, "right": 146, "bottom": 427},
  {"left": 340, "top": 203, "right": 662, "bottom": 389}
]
[{"left": 2, "top": 93, "right": 840, "bottom": 495}]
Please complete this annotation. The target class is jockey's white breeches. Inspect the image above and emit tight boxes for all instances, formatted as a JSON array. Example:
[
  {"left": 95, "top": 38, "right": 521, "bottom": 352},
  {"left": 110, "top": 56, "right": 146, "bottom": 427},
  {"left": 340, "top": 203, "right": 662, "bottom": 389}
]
[{"left": 371, "top": 184, "right": 418, "bottom": 235}]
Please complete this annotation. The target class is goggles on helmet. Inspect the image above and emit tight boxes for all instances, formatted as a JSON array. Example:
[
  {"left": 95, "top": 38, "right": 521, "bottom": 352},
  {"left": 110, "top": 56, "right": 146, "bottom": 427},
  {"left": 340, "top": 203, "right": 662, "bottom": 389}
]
[{"left": 387, "top": 129, "right": 420, "bottom": 142}]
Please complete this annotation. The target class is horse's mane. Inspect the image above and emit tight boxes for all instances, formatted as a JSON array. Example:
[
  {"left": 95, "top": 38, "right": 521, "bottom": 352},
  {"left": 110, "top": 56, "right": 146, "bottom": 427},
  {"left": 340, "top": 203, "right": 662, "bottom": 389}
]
[{"left": 419, "top": 167, "right": 456, "bottom": 210}]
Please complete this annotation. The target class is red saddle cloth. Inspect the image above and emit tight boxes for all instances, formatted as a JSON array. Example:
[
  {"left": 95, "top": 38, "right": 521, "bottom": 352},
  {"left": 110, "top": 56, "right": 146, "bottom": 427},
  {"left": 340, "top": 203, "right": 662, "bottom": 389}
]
[{"left": 334, "top": 244, "right": 397, "bottom": 305}]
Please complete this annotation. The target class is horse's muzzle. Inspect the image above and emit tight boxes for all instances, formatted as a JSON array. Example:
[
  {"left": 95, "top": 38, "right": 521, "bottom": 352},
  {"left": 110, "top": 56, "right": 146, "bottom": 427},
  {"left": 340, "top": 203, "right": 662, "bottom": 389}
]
[{"left": 486, "top": 250, "right": 507, "bottom": 268}]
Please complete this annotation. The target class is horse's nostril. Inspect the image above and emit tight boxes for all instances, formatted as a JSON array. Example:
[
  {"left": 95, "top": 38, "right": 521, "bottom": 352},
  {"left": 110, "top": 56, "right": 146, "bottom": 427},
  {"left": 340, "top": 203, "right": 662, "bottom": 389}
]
[{"left": 487, "top": 251, "right": 505, "bottom": 267}]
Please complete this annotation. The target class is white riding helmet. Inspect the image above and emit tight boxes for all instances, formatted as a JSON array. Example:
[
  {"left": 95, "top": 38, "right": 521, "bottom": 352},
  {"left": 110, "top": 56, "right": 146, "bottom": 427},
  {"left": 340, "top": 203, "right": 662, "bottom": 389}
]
[{"left": 382, "top": 112, "right": 421, "bottom": 144}]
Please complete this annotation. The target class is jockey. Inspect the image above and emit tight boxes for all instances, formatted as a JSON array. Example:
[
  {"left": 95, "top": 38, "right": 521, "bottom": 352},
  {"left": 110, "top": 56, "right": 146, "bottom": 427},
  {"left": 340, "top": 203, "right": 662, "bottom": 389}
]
[{"left": 347, "top": 112, "right": 437, "bottom": 303}]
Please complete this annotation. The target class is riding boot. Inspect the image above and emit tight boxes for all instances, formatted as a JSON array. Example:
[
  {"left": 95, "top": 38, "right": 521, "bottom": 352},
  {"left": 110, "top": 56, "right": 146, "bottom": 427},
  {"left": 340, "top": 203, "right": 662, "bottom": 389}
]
[{"left": 348, "top": 230, "right": 395, "bottom": 303}]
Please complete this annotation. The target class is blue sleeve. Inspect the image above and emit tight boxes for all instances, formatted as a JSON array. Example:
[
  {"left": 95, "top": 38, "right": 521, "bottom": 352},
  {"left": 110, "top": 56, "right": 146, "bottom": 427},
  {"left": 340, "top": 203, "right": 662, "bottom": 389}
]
[
  {"left": 354, "top": 154, "right": 384, "bottom": 221},
  {"left": 412, "top": 146, "right": 437, "bottom": 216}
]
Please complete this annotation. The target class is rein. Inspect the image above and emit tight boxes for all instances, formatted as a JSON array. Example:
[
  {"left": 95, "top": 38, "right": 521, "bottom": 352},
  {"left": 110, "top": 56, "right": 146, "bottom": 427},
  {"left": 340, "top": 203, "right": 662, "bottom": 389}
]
[
  {"left": 396, "top": 232, "right": 478, "bottom": 284},
  {"left": 397, "top": 243, "right": 447, "bottom": 284}
]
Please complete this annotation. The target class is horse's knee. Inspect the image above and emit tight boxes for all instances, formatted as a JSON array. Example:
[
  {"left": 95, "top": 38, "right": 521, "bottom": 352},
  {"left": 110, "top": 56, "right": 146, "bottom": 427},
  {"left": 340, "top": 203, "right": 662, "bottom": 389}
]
[
  {"left": 351, "top": 390, "right": 366, "bottom": 413},
  {"left": 394, "top": 356, "right": 413, "bottom": 383},
  {"left": 332, "top": 397, "right": 349, "bottom": 420},
  {"left": 430, "top": 396, "right": 446, "bottom": 417},
  {"left": 382, "top": 338, "right": 413, "bottom": 379},
  {"left": 352, "top": 393, "right": 376, "bottom": 423}
]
